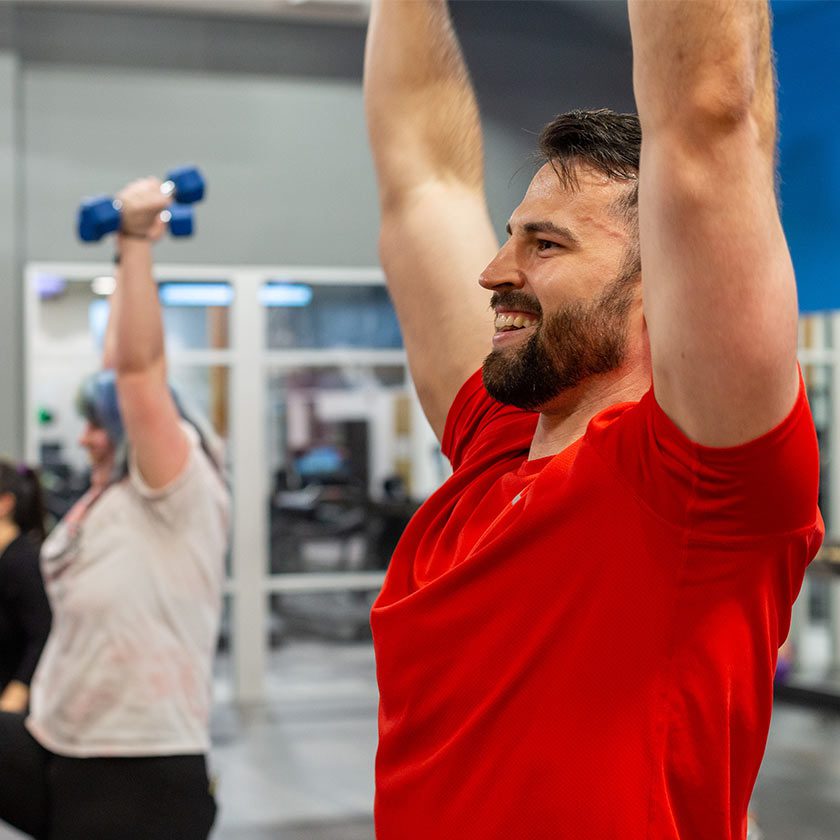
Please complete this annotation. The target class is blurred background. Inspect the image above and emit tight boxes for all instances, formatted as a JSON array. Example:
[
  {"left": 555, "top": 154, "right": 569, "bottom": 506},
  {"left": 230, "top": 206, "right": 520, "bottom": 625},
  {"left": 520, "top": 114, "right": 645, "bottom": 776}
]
[{"left": 0, "top": 1, "right": 838, "bottom": 838}]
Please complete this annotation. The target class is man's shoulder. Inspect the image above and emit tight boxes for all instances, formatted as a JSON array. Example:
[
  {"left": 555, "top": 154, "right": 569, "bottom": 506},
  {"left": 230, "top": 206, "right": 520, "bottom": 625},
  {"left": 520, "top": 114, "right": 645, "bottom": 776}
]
[{"left": 585, "top": 382, "right": 821, "bottom": 539}]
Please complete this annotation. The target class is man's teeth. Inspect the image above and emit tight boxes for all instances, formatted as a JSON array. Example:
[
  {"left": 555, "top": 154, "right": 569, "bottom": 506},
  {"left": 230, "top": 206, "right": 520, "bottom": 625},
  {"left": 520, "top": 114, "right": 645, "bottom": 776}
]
[{"left": 494, "top": 313, "right": 538, "bottom": 331}]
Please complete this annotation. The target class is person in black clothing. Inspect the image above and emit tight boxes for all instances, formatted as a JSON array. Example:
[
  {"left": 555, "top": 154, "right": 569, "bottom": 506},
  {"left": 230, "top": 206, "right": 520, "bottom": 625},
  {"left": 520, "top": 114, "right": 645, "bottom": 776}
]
[{"left": 0, "top": 460, "right": 51, "bottom": 713}]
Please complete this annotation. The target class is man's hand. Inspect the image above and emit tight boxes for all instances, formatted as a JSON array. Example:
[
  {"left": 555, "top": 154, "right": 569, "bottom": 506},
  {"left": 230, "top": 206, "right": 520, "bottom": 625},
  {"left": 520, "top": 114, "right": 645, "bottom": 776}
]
[{"left": 116, "top": 177, "right": 170, "bottom": 242}]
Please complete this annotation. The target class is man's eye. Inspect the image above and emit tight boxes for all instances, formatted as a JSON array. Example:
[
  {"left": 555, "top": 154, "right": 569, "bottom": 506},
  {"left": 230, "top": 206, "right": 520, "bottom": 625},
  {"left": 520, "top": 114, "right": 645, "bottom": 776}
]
[{"left": 536, "top": 239, "right": 560, "bottom": 251}]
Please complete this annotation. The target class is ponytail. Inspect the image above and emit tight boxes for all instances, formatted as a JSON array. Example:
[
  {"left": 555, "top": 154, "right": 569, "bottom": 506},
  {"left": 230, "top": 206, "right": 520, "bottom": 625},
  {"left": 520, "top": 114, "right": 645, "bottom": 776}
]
[{"left": 0, "top": 460, "right": 47, "bottom": 543}]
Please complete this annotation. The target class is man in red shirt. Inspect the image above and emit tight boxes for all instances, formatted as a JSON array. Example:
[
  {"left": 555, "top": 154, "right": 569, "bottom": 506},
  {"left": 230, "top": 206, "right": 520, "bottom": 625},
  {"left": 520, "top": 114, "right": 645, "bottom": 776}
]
[{"left": 364, "top": 2, "right": 823, "bottom": 838}]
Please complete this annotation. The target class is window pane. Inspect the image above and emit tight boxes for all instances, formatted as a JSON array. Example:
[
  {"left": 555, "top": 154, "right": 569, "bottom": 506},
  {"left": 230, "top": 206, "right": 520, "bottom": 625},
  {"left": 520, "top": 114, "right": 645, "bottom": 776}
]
[
  {"left": 266, "top": 365, "right": 417, "bottom": 576},
  {"left": 789, "top": 358, "right": 835, "bottom": 691},
  {"left": 35, "top": 274, "right": 103, "bottom": 356},
  {"left": 264, "top": 283, "right": 403, "bottom": 349},
  {"left": 169, "top": 364, "right": 231, "bottom": 449},
  {"left": 32, "top": 273, "right": 232, "bottom": 354},
  {"left": 33, "top": 362, "right": 99, "bottom": 522},
  {"left": 160, "top": 282, "right": 232, "bottom": 351}
]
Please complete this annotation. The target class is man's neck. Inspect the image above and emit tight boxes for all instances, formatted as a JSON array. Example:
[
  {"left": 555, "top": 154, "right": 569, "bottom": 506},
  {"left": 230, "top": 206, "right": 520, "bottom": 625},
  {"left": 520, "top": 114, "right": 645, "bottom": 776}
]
[
  {"left": 91, "top": 460, "right": 115, "bottom": 489},
  {"left": 529, "top": 366, "right": 651, "bottom": 460}
]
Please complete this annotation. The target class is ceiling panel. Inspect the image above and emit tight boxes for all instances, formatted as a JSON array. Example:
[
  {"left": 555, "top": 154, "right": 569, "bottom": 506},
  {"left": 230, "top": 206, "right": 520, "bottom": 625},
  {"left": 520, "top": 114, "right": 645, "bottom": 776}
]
[{"left": 15, "top": 0, "right": 372, "bottom": 25}]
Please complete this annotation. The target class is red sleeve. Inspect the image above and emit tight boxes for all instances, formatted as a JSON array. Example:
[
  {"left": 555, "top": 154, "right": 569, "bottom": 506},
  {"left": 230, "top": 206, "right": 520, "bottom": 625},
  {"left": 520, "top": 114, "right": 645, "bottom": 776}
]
[
  {"left": 441, "top": 371, "right": 539, "bottom": 473},
  {"left": 591, "top": 372, "right": 823, "bottom": 540}
]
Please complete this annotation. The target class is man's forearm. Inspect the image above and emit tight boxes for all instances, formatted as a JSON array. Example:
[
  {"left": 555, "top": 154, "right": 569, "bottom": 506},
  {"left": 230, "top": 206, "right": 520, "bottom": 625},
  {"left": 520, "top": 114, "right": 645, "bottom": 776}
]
[
  {"left": 364, "top": 0, "right": 485, "bottom": 202},
  {"left": 111, "top": 238, "right": 166, "bottom": 376},
  {"left": 102, "top": 277, "right": 119, "bottom": 370},
  {"left": 629, "top": 0, "right": 775, "bottom": 145}
]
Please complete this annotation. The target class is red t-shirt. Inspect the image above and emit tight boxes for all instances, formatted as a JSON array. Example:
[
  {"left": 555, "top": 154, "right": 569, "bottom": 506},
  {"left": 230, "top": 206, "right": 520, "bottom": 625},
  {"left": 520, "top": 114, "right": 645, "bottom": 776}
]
[{"left": 371, "top": 371, "right": 823, "bottom": 840}]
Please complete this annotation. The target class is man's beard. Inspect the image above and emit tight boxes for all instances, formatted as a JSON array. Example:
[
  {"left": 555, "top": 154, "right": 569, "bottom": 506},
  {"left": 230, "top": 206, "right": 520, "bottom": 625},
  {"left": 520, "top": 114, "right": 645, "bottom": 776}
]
[{"left": 482, "top": 270, "right": 638, "bottom": 411}]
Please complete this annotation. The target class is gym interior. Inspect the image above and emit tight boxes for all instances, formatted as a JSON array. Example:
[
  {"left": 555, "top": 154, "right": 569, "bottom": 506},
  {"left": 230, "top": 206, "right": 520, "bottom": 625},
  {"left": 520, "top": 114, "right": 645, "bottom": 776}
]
[{"left": 0, "top": 1, "right": 838, "bottom": 838}]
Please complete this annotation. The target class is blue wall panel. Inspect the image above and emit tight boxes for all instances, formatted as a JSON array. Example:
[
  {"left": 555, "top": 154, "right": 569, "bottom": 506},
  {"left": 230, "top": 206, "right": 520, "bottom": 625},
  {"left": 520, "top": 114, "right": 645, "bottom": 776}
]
[{"left": 773, "top": 0, "right": 840, "bottom": 312}]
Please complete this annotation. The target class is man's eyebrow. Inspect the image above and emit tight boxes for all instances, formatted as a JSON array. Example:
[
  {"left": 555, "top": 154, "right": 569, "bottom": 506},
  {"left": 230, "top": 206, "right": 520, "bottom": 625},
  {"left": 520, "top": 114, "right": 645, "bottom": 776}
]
[{"left": 506, "top": 220, "right": 581, "bottom": 247}]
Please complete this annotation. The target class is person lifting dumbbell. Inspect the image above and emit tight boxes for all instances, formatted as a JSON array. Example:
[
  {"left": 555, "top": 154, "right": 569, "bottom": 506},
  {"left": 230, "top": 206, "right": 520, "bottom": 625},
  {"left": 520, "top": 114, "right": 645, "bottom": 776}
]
[
  {"left": 363, "top": 1, "right": 822, "bottom": 838},
  {"left": 77, "top": 165, "right": 206, "bottom": 242},
  {"left": 0, "top": 174, "right": 229, "bottom": 840}
]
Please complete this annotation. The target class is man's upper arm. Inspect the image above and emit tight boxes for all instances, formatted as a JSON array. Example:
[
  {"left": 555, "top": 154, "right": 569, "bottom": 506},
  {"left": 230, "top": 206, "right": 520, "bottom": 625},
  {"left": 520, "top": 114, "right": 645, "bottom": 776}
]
[
  {"left": 364, "top": 0, "right": 499, "bottom": 440},
  {"left": 380, "top": 183, "right": 498, "bottom": 440},
  {"left": 631, "top": 1, "right": 800, "bottom": 448},
  {"left": 116, "top": 364, "right": 190, "bottom": 490}
]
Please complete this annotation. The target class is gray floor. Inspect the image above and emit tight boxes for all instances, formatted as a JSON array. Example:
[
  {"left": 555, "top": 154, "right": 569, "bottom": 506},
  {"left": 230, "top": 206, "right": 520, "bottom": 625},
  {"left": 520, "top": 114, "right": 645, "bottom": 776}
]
[
  {"left": 1, "top": 641, "right": 839, "bottom": 839},
  {"left": 751, "top": 704, "right": 840, "bottom": 840},
  {"left": 210, "top": 642, "right": 378, "bottom": 838}
]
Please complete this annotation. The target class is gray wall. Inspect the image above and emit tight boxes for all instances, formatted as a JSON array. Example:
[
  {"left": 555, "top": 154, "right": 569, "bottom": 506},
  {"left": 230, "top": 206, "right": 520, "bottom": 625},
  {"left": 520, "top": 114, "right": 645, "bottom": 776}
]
[
  {"left": 0, "top": 43, "right": 22, "bottom": 457},
  {"left": 1, "top": 0, "right": 635, "bottom": 456}
]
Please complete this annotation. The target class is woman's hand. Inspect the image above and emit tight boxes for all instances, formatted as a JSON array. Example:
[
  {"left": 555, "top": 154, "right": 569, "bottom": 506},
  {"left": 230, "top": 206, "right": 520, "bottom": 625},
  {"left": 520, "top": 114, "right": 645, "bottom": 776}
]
[
  {"left": 116, "top": 177, "right": 170, "bottom": 242},
  {"left": 0, "top": 680, "right": 30, "bottom": 713}
]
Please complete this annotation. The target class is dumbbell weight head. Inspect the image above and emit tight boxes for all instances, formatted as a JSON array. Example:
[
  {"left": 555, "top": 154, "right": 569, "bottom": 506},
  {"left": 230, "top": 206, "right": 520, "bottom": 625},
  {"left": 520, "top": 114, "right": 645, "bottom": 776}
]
[
  {"left": 77, "top": 196, "right": 122, "bottom": 243},
  {"left": 163, "top": 166, "right": 205, "bottom": 204},
  {"left": 163, "top": 203, "right": 194, "bottom": 238}
]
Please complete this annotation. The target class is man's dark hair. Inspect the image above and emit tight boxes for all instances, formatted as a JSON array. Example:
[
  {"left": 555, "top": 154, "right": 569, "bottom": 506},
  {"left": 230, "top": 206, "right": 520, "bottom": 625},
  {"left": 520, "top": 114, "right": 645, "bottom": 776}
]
[{"left": 538, "top": 109, "right": 641, "bottom": 222}]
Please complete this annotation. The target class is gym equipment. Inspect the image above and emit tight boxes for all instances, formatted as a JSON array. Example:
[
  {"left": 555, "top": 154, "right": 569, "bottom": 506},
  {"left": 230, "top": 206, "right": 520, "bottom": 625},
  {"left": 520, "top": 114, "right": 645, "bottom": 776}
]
[{"left": 77, "top": 165, "right": 205, "bottom": 243}]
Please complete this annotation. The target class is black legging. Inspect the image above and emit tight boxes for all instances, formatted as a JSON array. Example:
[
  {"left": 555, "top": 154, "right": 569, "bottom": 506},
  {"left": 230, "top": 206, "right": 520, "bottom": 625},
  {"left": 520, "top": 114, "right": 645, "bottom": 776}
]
[{"left": 0, "top": 711, "right": 217, "bottom": 840}]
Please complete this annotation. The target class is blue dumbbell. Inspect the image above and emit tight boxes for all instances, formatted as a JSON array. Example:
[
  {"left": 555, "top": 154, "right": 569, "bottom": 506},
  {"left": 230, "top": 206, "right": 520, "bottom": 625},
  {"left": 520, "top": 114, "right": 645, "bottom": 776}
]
[
  {"left": 164, "top": 203, "right": 194, "bottom": 238},
  {"left": 77, "top": 165, "right": 206, "bottom": 243}
]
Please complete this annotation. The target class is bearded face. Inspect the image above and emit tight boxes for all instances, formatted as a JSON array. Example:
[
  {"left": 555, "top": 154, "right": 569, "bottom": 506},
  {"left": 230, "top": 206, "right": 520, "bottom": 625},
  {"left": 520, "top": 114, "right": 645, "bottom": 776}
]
[{"left": 482, "top": 269, "right": 637, "bottom": 411}]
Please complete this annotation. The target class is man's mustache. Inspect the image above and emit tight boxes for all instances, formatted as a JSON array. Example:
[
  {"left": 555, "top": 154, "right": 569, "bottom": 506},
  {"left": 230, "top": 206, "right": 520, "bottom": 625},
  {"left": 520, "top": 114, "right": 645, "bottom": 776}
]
[{"left": 489, "top": 291, "right": 543, "bottom": 316}]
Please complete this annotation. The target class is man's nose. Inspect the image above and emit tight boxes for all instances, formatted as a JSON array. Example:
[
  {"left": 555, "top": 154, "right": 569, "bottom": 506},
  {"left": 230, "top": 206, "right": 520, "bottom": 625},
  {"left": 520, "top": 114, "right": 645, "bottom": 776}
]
[{"left": 479, "top": 241, "right": 525, "bottom": 291}]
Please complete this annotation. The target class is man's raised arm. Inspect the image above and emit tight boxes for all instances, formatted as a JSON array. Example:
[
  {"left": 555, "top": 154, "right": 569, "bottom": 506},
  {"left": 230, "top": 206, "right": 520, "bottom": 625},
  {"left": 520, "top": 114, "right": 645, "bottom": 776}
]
[
  {"left": 110, "top": 179, "right": 190, "bottom": 489},
  {"left": 364, "top": 0, "right": 498, "bottom": 439},
  {"left": 629, "top": 0, "right": 799, "bottom": 446}
]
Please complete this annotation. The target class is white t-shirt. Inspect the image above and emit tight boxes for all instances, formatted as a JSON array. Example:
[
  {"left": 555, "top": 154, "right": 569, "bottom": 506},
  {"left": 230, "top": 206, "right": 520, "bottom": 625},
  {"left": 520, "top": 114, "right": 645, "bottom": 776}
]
[{"left": 27, "top": 424, "right": 229, "bottom": 758}]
